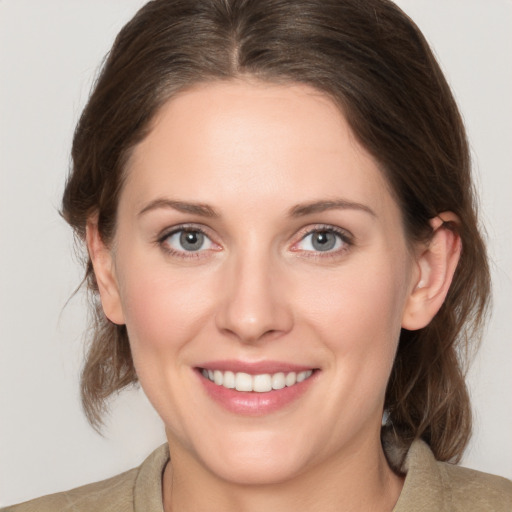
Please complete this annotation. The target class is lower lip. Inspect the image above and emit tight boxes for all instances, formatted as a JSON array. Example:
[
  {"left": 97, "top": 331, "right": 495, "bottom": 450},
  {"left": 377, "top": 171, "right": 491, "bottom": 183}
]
[{"left": 196, "top": 369, "right": 318, "bottom": 415}]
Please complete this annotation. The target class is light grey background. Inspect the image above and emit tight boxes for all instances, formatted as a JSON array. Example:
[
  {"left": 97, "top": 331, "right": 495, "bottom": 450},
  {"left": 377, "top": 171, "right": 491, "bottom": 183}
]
[{"left": 1, "top": 0, "right": 511, "bottom": 506}]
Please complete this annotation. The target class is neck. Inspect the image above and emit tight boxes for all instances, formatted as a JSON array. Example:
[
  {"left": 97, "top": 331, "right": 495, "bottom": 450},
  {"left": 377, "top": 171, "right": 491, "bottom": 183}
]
[{"left": 162, "top": 431, "right": 404, "bottom": 512}]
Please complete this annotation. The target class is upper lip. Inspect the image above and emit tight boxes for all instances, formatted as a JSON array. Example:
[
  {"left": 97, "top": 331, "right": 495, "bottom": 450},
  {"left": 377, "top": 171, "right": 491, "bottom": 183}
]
[{"left": 197, "top": 360, "right": 317, "bottom": 375}]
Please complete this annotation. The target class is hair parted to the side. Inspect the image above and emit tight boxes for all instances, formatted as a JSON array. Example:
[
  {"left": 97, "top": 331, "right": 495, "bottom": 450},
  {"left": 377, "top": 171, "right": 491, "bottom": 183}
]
[{"left": 62, "top": 0, "right": 490, "bottom": 463}]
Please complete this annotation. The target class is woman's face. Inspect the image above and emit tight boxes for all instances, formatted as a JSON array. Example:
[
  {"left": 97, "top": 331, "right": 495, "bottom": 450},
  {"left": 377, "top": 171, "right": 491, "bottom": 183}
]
[{"left": 105, "top": 80, "right": 420, "bottom": 484}]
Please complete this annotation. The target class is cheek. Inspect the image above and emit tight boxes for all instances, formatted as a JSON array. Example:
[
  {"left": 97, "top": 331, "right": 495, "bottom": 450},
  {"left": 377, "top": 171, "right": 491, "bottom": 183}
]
[
  {"left": 116, "top": 258, "right": 216, "bottom": 355},
  {"left": 307, "top": 265, "right": 406, "bottom": 333},
  {"left": 300, "top": 260, "right": 411, "bottom": 438},
  {"left": 298, "top": 253, "right": 411, "bottom": 376}
]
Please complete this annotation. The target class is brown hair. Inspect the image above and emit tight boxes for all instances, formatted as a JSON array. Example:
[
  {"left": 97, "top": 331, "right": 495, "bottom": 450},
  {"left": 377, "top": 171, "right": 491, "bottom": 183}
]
[{"left": 62, "top": 0, "right": 490, "bottom": 463}]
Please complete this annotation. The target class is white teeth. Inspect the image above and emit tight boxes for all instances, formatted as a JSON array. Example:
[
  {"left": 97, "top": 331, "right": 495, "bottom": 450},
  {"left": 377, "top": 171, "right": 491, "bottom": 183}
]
[
  {"left": 235, "top": 372, "right": 253, "bottom": 392},
  {"left": 285, "top": 372, "right": 297, "bottom": 387},
  {"left": 253, "top": 374, "right": 272, "bottom": 392},
  {"left": 223, "top": 370, "right": 235, "bottom": 389},
  {"left": 272, "top": 372, "right": 286, "bottom": 390},
  {"left": 297, "top": 370, "right": 309, "bottom": 383},
  {"left": 213, "top": 370, "right": 223, "bottom": 386},
  {"left": 202, "top": 369, "right": 314, "bottom": 392}
]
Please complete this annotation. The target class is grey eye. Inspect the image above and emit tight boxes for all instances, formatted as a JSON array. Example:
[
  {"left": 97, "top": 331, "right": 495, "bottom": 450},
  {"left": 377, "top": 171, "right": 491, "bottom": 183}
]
[
  {"left": 311, "top": 231, "right": 337, "bottom": 251},
  {"left": 165, "top": 230, "right": 213, "bottom": 252},
  {"left": 180, "top": 231, "right": 205, "bottom": 251},
  {"left": 296, "top": 230, "right": 345, "bottom": 252}
]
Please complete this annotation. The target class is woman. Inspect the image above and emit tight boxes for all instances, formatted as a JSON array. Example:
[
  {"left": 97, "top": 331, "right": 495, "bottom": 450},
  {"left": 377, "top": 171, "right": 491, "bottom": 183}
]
[{"left": 3, "top": 0, "right": 511, "bottom": 510}]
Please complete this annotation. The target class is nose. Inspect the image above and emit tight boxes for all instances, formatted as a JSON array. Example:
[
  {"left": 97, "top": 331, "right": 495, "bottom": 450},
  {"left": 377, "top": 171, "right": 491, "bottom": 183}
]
[{"left": 215, "top": 249, "right": 294, "bottom": 344}]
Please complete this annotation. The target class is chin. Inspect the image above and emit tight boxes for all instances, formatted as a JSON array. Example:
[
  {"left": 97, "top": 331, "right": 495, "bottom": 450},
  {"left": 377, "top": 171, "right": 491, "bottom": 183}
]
[
  {"left": 205, "top": 452, "right": 306, "bottom": 486},
  {"left": 191, "top": 430, "right": 312, "bottom": 486}
]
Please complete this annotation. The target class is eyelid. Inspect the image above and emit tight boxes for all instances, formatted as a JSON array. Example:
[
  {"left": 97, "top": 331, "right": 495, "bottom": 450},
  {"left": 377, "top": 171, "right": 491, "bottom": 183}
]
[
  {"left": 156, "top": 223, "right": 221, "bottom": 257},
  {"left": 157, "top": 222, "right": 209, "bottom": 241},
  {"left": 290, "top": 224, "right": 354, "bottom": 255}
]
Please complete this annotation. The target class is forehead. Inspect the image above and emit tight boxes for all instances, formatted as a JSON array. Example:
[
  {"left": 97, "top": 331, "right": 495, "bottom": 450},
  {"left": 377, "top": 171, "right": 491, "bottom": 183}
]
[{"left": 123, "top": 79, "right": 396, "bottom": 220}]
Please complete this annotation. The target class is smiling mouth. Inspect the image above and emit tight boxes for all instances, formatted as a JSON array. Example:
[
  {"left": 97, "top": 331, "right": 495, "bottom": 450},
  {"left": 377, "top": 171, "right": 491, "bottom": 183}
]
[{"left": 200, "top": 369, "right": 314, "bottom": 393}]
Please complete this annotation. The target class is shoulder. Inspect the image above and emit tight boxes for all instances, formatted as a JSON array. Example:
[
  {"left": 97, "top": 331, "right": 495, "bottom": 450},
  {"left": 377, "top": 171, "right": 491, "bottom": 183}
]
[
  {"left": 0, "top": 468, "right": 138, "bottom": 512},
  {"left": 439, "top": 460, "right": 512, "bottom": 511},
  {"left": 394, "top": 439, "right": 512, "bottom": 511},
  {"left": 1, "top": 444, "right": 169, "bottom": 512}
]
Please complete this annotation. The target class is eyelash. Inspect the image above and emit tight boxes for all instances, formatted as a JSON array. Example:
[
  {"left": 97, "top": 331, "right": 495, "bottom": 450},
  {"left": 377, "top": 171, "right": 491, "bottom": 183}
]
[
  {"left": 291, "top": 224, "right": 354, "bottom": 260},
  {"left": 156, "top": 224, "right": 354, "bottom": 260},
  {"left": 157, "top": 224, "right": 215, "bottom": 259}
]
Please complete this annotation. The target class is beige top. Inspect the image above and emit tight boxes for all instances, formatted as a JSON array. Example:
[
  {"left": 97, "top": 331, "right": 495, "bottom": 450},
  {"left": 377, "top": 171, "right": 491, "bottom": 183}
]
[{"left": 2, "top": 440, "right": 511, "bottom": 511}]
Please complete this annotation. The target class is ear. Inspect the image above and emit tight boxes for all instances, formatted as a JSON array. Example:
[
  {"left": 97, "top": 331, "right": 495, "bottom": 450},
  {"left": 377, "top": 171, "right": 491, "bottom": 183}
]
[
  {"left": 401, "top": 212, "right": 462, "bottom": 330},
  {"left": 86, "top": 218, "right": 125, "bottom": 325}
]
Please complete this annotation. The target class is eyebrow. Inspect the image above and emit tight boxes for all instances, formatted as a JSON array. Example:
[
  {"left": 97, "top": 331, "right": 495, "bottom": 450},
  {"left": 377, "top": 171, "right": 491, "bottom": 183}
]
[
  {"left": 138, "top": 199, "right": 219, "bottom": 218},
  {"left": 138, "top": 197, "right": 376, "bottom": 219},
  {"left": 289, "top": 199, "right": 376, "bottom": 218}
]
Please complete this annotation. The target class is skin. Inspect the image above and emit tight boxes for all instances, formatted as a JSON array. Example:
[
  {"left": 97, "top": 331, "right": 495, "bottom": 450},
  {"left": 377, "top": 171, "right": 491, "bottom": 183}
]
[{"left": 88, "top": 79, "right": 461, "bottom": 512}]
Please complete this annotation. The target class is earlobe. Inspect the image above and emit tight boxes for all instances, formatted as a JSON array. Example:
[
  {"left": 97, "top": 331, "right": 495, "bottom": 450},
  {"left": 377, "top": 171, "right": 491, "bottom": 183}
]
[
  {"left": 401, "top": 213, "right": 461, "bottom": 330},
  {"left": 86, "top": 219, "right": 125, "bottom": 325}
]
